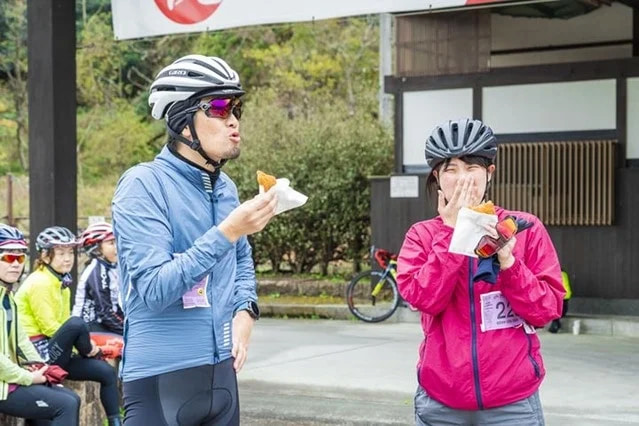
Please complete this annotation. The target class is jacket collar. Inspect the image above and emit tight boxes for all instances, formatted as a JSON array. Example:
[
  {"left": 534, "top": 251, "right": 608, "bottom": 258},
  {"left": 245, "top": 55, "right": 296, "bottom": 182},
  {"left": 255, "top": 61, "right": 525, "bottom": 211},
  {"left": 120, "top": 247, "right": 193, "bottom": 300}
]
[
  {"left": 95, "top": 257, "right": 116, "bottom": 269},
  {"left": 156, "top": 146, "right": 226, "bottom": 194}
]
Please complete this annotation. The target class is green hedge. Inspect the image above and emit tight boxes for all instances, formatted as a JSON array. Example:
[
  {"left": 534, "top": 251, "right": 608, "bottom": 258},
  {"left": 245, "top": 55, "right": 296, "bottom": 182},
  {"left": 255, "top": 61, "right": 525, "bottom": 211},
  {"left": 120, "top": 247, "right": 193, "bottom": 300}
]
[{"left": 226, "top": 89, "right": 393, "bottom": 274}]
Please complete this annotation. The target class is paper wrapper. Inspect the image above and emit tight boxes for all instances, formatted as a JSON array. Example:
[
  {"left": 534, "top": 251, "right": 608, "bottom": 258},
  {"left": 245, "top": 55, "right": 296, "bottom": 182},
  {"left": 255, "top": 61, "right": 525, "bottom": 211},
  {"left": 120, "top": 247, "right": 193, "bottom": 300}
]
[
  {"left": 259, "top": 178, "right": 308, "bottom": 215},
  {"left": 449, "top": 207, "right": 498, "bottom": 257}
]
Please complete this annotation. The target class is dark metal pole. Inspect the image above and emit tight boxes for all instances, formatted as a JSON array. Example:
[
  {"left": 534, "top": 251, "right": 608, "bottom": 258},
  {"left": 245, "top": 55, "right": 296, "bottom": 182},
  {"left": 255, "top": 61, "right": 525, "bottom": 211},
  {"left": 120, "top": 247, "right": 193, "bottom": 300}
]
[
  {"left": 7, "top": 175, "right": 14, "bottom": 227},
  {"left": 27, "top": 0, "right": 77, "bottom": 297},
  {"left": 634, "top": 6, "right": 639, "bottom": 57}
]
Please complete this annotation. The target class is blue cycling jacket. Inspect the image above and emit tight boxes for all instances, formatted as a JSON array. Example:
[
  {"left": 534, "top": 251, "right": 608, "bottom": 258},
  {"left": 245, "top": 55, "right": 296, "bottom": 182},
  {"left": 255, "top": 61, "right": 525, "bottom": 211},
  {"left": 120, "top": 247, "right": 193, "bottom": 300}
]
[{"left": 112, "top": 146, "right": 257, "bottom": 382}]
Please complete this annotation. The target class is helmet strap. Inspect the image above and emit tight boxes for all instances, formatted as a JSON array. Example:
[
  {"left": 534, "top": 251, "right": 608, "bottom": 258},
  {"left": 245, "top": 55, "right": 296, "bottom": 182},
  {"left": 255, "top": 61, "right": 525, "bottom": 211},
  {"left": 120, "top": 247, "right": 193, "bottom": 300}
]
[
  {"left": 44, "top": 263, "right": 73, "bottom": 289},
  {"left": 166, "top": 114, "right": 226, "bottom": 169}
]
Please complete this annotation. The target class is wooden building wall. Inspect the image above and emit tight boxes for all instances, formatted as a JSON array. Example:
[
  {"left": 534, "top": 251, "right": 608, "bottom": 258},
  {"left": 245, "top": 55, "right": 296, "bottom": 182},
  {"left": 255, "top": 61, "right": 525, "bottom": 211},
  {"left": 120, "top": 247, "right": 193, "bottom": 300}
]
[{"left": 396, "top": 11, "right": 491, "bottom": 77}]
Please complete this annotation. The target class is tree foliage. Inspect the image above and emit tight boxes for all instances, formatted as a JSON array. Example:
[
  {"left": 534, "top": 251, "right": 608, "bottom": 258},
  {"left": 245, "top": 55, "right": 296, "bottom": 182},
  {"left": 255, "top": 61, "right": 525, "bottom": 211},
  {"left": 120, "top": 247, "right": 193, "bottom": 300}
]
[
  {"left": 0, "top": 0, "right": 28, "bottom": 171},
  {"left": 0, "top": 1, "right": 393, "bottom": 274},
  {"left": 227, "top": 88, "right": 391, "bottom": 274}
]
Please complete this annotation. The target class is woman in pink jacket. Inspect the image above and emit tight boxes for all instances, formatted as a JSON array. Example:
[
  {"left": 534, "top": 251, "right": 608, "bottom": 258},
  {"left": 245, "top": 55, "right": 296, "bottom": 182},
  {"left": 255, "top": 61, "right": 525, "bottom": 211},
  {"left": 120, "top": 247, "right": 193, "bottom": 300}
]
[{"left": 397, "top": 118, "right": 565, "bottom": 426}]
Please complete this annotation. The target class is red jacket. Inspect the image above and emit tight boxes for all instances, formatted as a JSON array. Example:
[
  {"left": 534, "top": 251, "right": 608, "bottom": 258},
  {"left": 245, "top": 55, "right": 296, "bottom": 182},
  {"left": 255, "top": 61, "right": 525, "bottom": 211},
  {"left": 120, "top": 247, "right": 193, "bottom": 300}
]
[{"left": 397, "top": 208, "right": 564, "bottom": 410}]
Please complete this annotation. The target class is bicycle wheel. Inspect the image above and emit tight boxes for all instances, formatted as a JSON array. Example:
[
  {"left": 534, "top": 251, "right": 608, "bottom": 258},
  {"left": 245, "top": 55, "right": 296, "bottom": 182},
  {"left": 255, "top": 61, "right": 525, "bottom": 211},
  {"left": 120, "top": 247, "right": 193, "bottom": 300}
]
[{"left": 346, "top": 270, "right": 400, "bottom": 323}]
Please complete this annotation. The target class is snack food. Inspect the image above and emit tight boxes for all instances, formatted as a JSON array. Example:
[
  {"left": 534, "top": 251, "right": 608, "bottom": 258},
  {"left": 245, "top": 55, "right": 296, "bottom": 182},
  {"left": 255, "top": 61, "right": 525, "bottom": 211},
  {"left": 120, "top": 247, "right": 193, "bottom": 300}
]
[
  {"left": 469, "top": 201, "right": 496, "bottom": 215},
  {"left": 257, "top": 170, "right": 277, "bottom": 191}
]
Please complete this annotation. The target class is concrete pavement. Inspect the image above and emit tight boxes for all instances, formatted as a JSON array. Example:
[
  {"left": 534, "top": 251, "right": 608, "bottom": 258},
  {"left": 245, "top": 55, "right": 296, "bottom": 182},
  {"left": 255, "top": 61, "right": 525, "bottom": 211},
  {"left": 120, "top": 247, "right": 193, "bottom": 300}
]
[
  {"left": 261, "top": 303, "right": 639, "bottom": 338},
  {"left": 238, "top": 318, "right": 639, "bottom": 425}
]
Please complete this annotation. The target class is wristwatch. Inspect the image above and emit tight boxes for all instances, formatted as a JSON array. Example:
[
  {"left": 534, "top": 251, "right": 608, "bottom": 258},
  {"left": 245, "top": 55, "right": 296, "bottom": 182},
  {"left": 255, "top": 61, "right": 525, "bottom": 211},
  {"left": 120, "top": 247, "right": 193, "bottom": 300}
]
[{"left": 235, "top": 301, "right": 260, "bottom": 320}]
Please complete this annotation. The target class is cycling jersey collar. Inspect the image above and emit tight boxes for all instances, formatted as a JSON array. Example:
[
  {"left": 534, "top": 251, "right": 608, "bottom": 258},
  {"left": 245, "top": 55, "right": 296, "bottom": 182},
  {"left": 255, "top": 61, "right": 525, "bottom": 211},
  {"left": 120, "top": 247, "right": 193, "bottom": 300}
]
[
  {"left": 43, "top": 264, "right": 73, "bottom": 289},
  {"left": 96, "top": 257, "right": 116, "bottom": 269},
  {"left": 157, "top": 146, "right": 225, "bottom": 194}
]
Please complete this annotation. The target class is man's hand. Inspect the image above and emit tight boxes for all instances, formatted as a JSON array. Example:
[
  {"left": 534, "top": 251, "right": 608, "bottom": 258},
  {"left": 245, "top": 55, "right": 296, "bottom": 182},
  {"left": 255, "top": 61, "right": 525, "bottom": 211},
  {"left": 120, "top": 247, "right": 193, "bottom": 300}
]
[
  {"left": 219, "top": 190, "right": 278, "bottom": 243},
  {"left": 232, "top": 310, "right": 255, "bottom": 373}
]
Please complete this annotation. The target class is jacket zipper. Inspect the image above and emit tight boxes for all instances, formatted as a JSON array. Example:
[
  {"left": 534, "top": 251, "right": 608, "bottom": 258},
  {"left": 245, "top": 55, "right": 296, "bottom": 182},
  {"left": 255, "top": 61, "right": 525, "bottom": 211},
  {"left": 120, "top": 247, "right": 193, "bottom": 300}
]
[
  {"left": 524, "top": 329, "right": 541, "bottom": 378},
  {"left": 209, "top": 188, "right": 219, "bottom": 363},
  {"left": 468, "top": 258, "right": 484, "bottom": 410}
]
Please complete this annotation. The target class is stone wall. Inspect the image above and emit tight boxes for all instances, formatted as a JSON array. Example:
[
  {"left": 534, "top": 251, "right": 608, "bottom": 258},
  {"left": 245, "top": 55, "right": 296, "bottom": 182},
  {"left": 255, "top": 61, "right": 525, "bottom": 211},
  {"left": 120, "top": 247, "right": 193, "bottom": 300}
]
[
  {"left": 258, "top": 278, "right": 346, "bottom": 297},
  {"left": 0, "top": 413, "right": 25, "bottom": 426}
]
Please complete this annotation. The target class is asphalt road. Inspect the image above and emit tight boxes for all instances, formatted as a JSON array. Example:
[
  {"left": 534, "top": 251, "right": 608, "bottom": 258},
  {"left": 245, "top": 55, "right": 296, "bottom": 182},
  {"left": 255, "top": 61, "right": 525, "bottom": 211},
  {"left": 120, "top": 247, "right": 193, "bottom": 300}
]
[{"left": 238, "top": 319, "right": 639, "bottom": 425}]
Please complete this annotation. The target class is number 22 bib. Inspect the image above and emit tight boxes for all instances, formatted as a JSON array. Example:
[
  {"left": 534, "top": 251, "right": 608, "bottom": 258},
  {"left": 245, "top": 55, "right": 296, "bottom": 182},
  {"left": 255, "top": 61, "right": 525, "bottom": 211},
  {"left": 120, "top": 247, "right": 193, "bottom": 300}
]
[{"left": 480, "top": 290, "right": 524, "bottom": 332}]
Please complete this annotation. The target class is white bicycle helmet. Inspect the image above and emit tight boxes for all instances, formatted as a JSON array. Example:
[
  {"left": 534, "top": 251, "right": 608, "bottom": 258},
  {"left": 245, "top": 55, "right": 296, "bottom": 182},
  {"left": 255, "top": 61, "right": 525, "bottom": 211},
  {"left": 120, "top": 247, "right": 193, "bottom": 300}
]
[
  {"left": 149, "top": 54, "right": 245, "bottom": 168},
  {"left": 36, "top": 226, "right": 77, "bottom": 251},
  {"left": 149, "top": 54, "right": 244, "bottom": 120},
  {"left": 79, "top": 222, "right": 114, "bottom": 257}
]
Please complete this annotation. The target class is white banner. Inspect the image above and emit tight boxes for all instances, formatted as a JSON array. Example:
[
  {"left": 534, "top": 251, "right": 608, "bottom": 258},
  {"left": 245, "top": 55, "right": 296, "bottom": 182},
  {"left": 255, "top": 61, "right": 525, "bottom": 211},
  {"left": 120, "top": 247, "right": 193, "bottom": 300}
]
[{"left": 111, "top": 0, "right": 473, "bottom": 40}]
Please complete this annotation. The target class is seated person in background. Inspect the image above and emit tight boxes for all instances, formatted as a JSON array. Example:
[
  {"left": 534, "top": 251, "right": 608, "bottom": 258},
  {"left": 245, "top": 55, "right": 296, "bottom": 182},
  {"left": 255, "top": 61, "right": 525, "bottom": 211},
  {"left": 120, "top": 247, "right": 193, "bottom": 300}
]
[
  {"left": 0, "top": 223, "right": 80, "bottom": 426},
  {"left": 14, "top": 226, "right": 122, "bottom": 426},
  {"left": 73, "top": 222, "right": 124, "bottom": 357},
  {"left": 74, "top": 221, "right": 123, "bottom": 334}
]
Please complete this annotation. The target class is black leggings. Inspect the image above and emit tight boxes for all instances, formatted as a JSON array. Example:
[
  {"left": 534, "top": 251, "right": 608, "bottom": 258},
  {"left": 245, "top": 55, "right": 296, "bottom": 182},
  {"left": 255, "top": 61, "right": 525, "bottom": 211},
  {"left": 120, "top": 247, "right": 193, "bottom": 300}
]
[
  {"left": 46, "top": 317, "right": 120, "bottom": 417},
  {"left": 123, "top": 359, "right": 239, "bottom": 426},
  {"left": 550, "top": 299, "right": 569, "bottom": 329},
  {"left": 0, "top": 384, "right": 80, "bottom": 425}
]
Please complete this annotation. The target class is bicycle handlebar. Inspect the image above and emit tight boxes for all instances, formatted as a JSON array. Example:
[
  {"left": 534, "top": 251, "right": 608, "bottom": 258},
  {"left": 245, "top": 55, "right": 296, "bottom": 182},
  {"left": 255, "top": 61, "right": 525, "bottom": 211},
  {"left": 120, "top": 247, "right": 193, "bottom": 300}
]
[{"left": 372, "top": 247, "right": 397, "bottom": 269}]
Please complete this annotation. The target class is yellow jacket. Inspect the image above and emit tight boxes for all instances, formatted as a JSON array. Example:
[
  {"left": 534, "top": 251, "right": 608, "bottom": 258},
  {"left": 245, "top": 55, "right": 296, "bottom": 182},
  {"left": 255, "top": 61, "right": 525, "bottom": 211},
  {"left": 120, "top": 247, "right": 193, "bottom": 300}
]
[
  {"left": 14, "top": 267, "right": 70, "bottom": 338},
  {"left": 0, "top": 286, "right": 43, "bottom": 400},
  {"left": 561, "top": 271, "right": 572, "bottom": 300}
]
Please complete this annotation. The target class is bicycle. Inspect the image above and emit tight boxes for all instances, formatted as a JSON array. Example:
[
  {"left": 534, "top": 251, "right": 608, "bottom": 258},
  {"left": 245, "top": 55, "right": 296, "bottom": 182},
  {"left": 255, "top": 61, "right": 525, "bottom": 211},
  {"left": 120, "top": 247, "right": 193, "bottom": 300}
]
[{"left": 346, "top": 246, "right": 401, "bottom": 323}]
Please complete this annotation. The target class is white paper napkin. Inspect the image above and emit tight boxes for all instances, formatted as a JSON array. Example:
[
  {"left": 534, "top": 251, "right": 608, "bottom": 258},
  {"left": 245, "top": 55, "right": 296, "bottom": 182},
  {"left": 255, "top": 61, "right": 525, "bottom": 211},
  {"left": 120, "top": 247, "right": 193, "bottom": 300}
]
[
  {"left": 449, "top": 207, "right": 498, "bottom": 258},
  {"left": 260, "top": 178, "right": 308, "bottom": 215}
]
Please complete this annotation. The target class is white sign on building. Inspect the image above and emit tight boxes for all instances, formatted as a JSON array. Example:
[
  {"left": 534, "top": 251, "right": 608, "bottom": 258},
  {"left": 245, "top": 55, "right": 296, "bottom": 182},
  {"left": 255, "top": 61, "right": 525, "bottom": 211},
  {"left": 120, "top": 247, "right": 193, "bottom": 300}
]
[{"left": 111, "top": 0, "right": 482, "bottom": 40}]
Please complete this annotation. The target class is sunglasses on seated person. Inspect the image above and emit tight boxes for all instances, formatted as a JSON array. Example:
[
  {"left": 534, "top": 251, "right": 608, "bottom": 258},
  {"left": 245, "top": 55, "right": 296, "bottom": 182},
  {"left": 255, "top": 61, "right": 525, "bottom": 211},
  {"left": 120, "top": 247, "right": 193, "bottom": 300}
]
[{"left": 0, "top": 252, "right": 27, "bottom": 264}]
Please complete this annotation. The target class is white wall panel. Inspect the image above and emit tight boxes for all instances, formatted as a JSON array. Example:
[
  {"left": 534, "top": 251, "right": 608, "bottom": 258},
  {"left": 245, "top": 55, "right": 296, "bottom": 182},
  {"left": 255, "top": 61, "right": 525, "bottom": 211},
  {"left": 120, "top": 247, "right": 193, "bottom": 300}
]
[
  {"left": 627, "top": 78, "right": 639, "bottom": 159},
  {"left": 483, "top": 80, "right": 616, "bottom": 134},
  {"left": 402, "top": 89, "right": 473, "bottom": 167}
]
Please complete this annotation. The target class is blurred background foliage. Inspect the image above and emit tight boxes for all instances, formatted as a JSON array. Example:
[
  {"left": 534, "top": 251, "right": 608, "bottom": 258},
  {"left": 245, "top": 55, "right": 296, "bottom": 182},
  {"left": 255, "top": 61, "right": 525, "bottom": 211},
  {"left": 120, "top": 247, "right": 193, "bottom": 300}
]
[{"left": 0, "top": 0, "right": 393, "bottom": 275}]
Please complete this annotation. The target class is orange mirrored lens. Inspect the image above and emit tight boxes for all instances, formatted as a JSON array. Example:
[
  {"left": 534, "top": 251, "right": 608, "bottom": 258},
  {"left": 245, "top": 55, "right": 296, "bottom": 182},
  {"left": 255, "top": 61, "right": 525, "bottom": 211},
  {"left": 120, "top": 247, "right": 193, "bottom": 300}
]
[
  {"left": 496, "top": 217, "right": 517, "bottom": 240},
  {"left": 0, "top": 253, "right": 26, "bottom": 264},
  {"left": 475, "top": 236, "right": 500, "bottom": 258}
]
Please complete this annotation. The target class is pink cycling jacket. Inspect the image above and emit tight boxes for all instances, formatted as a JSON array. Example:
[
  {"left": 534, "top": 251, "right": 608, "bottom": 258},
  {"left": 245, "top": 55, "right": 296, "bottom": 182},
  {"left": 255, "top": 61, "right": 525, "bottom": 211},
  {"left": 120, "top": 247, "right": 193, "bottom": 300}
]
[{"left": 397, "top": 207, "right": 564, "bottom": 410}]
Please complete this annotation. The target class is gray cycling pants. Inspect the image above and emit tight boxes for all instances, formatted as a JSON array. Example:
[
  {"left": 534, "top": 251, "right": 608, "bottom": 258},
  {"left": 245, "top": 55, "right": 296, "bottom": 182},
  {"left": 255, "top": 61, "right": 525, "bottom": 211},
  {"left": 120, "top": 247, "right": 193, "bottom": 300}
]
[{"left": 415, "top": 385, "right": 545, "bottom": 426}]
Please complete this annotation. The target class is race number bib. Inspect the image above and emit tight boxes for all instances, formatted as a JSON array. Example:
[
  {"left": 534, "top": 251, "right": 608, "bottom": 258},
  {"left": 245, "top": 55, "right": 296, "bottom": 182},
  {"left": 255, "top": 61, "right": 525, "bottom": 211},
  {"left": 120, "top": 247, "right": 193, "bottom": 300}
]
[
  {"left": 182, "top": 276, "right": 210, "bottom": 309},
  {"left": 480, "top": 291, "right": 523, "bottom": 332}
]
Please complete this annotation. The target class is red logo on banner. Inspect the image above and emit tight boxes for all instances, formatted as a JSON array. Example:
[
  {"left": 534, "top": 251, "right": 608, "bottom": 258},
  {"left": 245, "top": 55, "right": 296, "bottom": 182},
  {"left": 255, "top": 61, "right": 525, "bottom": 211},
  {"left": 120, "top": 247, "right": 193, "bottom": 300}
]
[{"left": 155, "top": 0, "right": 222, "bottom": 25}]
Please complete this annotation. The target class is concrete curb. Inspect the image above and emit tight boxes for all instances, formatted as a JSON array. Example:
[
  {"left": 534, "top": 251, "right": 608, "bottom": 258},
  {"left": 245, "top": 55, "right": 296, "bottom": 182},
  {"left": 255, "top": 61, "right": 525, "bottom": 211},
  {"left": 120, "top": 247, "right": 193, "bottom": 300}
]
[
  {"left": 261, "top": 304, "right": 639, "bottom": 337},
  {"left": 261, "top": 303, "right": 421, "bottom": 323}
]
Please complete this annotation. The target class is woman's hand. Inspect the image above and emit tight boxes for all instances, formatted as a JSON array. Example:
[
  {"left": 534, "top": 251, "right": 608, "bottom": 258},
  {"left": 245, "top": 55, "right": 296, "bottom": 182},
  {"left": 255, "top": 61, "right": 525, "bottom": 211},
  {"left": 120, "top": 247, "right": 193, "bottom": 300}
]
[
  {"left": 30, "top": 366, "right": 48, "bottom": 385},
  {"left": 497, "top": 237, "right": 516, "bottom": 270},
  {"left": 88, "top": 341, "right": 101, "bottom": 358},
  {"left": 438, "top": 176, "right": 479, "bottom": 227},
  {"left": 25, "top": 362, "right": 46, "bottom": 372}
]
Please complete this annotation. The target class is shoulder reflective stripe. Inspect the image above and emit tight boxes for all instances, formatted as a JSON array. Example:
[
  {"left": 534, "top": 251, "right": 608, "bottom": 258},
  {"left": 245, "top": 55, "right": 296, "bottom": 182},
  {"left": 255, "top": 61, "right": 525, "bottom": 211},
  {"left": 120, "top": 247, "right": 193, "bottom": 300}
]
[{"left": 125, "top": 279, "right": 133, "bottom": 303}]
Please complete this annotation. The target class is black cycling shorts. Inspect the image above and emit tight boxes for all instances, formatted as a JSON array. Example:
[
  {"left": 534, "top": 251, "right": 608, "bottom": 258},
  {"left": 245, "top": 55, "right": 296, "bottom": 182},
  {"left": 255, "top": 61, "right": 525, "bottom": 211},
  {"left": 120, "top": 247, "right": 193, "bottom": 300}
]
[{"left": 123, "top": 358, "right": 239, "bottom": 426}]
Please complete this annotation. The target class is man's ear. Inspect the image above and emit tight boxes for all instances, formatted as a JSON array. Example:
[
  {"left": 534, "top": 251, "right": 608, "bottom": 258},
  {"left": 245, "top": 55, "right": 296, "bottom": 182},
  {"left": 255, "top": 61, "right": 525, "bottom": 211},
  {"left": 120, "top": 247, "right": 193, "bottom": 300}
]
[{"left": 182, "top": 126, "right": 192, "bottom": 140}]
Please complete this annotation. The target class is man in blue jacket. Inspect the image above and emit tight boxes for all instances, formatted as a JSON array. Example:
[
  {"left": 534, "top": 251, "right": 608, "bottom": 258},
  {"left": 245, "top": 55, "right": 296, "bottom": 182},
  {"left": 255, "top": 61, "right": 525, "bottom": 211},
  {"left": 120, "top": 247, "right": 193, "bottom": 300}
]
[{"left": 112, "top": 55, "right": 277, "bottom": 426}]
